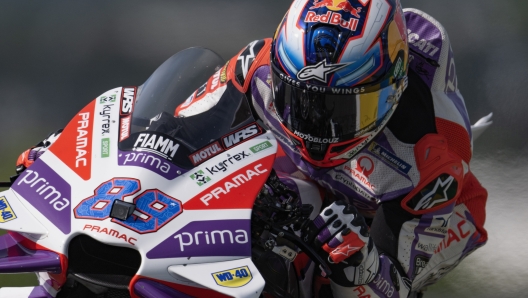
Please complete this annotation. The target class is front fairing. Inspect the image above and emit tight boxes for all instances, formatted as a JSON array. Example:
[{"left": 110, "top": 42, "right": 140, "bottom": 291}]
[{"left": 3, "top": 48, "right": 278, "bottom": 297}]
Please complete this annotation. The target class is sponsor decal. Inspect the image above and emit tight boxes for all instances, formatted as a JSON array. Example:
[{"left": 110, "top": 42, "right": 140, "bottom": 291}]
[
  {"left": 200, "top": 164, "right": 268, "bottom": 206},
  {"left": 413, "top": 255, "right": 429, "bottom": 277},
  {"left": 372, "top": 270, "right": 396, "bottom": 298},
  {"left": 334, "top": 173, "right": 374, "bottom": 201},
  {"left": 279, "top": 72, "right": 366, "bottom": 94},
  {"left": 133, "top": 132, "right": 180, "bottom": 161},
  {"left": 293, "top": 131, "right": 339, "bottom": 144},
  {"left": 195, "top": 82, "right": 207, "bottom": 98},
  {"left": 210, "top": 68, "right": 222, "bottom": 91},
  {"left": 212, "top": 266, "right": 252, "bottom": 288},
  {"left": 146, "top": 219, "right": 251, "bottom": 259},
  {"left": 205, "top": 151, "right": 250, "bottom": 176},
  {"left": 120, "top": 87, "right": 136, "bottom": 115},
  {"left": 304, "top": 10, "right": 360, "bottom": 31},
  {"left": 118, "top": 150, "right": 181, "bottom": 180},
  {"left": 184, "top": 156, "right": 275, "bottom": 210},
  {"left": 344, "top": 162, "right": 376, "bottom": 191},
  {"left": 434, "top": 211, "right": 473, "bottom": 254},
  {"left": 12, "top": 160, "right": 71, "bottom": 234},
  {"left": 119, "top": 87, "right": 135, "bottom": 141},
  {"left": 407, "top": 29, "right": 440, "bottom": 57},
  {"left": 99, "top": 93, "right": 117, "bottom": 104},
  {"left": 425, "top": 214, "right": 451, "bottom": 235},
  {"left": 235, "top": 40, "right": 266, "bottom": 86},
  {"left": 414, "top": 234, "right": 439, "bottom": 253},
  {"left": 250, "top": 141, "right": 273, "bottom": 154},
  {"left": 220, "top": 60, "right": 230, "bottom": 83},
  {"left": 119, "top": 116, "right": 131, "bottom": 141},
  {"left": 297, "top": 60, "right": 349, "bottom": 83},
  {"left": 50, "top": 101, "right": 95, "bottom": 180},
  {"left": 74, "top": 178, "right": 183, "bottom": 234},
  {"left": 83, "top": 224, "right": 137, "bottom": 245},
  {"left": 189, "top": 141, "right": 224, "bottom": 166},
  {"left": 368, "top": 142, "right": 411, "bottom": 174},
  {"left": 222, "top": 123, "right": 263, "bottom": 149},
  {"left": 0, "top": 196, "right": 16, "bottom": 223},
  {"left": 408, "top": 174, "right": 457, "bottom": 211},
  {"left": 190, "top": 170, "right": 211, "bottom": 186},
  {"left": 101, "top": 138, "right": 110, "bottom": 158},
  {"left": 100, "top": 103, "right": 114, "bottom": 136}
]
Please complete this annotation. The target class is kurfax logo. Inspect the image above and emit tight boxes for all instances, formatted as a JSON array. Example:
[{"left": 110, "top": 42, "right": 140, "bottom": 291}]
[
  {"left": 222, "top": 123, "right": 262, "bottom": 149},
  {"left": 201, "top": 164, "right": 268, "bottom": 206},
  {"left": 146, "top": 219, "right": 252, "bottom": 259},
  {"left": 100, "top": 104, "right": 113, "bottom": 136},
  {"left": 133, "top": 133, "right": 180, "bottom": 161},
  {"left": 189, "top": 141, "right": 224, "bottom": 166},
  {"left": 205, "top": 151, "right": 250, "bottom": 175}
]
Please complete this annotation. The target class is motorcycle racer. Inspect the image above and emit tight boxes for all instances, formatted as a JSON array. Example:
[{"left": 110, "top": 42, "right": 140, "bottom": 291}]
[
  {"left": 17, "top": 1, "right": 488, "bottom": 297},
  {"left": 172, "top": 1, "right": 488, "bottom": 297}
]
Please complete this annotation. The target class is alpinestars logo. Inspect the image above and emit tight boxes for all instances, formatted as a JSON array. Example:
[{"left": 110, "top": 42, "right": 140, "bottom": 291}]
[
  {"left": 414, "top": 175, "right": 456, "bottom": 211},
  {"left": 235, "top": 40, "right": 265, "bottom": 85},
  {"left": 297, "top": 60, "right": 349, "bottom": 83}
]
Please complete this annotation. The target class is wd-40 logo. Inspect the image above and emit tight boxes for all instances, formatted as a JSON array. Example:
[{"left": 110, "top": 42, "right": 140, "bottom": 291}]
[
  {"left": 0, "top": 197, "right": 16, "bottom": 223},
  {"left": 189, "top": 141, "right": 224, "bottom": 166},
  {"left": 190, "top": 170, "right": 211, "bottom": 186},
  {"left": 212, "top": 266, "right": 253, "bottom": 288},
  {"left": 205, "top": 151, "right": 250, "bottom": 175},
  {"left": 222, "top": 123, "right": 262, "bottom": 149},
  {"left": 133, "top": 133, "right": 180, "bottom": 161}
]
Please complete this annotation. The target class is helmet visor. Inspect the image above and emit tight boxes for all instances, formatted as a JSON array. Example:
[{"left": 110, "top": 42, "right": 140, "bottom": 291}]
[{"left": 272, "top": 72, "right": 404, "bottom": 144}]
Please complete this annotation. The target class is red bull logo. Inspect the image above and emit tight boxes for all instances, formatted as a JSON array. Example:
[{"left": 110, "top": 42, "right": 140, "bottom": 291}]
[
  {"left": 306, "top": 0, "right": 365, "bottom": 31},
  {"left": 310, "top": 0, "right": 363, "bottom": 19}
]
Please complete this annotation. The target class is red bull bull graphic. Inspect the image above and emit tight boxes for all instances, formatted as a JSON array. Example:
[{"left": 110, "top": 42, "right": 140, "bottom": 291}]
[{"left": 305, "top": 0, "right": 369, "bottom": 32}]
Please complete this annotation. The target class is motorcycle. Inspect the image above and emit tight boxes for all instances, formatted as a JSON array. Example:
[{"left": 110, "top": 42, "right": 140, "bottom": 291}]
[{"left": 0, "top": 47, "right": 331, "bottom": 298}]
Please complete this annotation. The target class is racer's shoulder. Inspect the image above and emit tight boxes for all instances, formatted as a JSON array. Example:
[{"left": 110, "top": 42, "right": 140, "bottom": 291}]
[{"left": 226, "top": 38, "right": 272, "bottom": 92}]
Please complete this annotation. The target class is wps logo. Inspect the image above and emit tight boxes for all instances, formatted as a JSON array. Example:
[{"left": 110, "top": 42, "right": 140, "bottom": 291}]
[
  {"left": 120, "top": 87, "right": 136, "bottom": 115},
  {"left": 212, "top": 266, "right": 252, "bottom": 288},
  {"left": 222, "top": 123, "right": 263, "bottom": 149}
]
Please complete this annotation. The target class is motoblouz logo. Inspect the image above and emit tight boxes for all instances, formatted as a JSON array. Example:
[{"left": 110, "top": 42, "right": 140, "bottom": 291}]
[
  {"left": 212, "top": 266, "right": 253, "bottom": 288},
  {"left": 146, "top": 219, "right": 251, "bottom": 259},
  {"left": 0, "top": 197, "right": 16, "bottom": 223},
  {"left": 74, "top": 178, "right": 182, "bottom": 234}
]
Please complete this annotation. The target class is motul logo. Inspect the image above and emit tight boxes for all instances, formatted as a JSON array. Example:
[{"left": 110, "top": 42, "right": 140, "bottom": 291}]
[
  {"left": 189, "top": 141, "right": 224, "bottom": 166},
  {"left": 222, "top": 123, "right": 262, "bottom": 149}
]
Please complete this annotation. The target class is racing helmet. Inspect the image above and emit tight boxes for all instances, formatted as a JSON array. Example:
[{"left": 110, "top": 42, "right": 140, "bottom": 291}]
[{"left": 271, "top": 0, "right": 409, "bottom": 168}]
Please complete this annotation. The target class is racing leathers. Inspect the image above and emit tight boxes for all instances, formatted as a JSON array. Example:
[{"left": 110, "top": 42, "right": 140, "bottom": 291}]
[{"left": 174, "top": 9, "right": 488, "bottom": 298}]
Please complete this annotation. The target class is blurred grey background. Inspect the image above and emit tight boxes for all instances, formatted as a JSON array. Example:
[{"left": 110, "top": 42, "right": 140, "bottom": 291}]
[{"left": 0, "top": 0, "right": 527, "bottom": 297}]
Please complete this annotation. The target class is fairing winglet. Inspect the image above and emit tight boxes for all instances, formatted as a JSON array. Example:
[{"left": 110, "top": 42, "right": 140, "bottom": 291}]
[{"left": 0, "top": 189, "right": 48, "bottom": 235}]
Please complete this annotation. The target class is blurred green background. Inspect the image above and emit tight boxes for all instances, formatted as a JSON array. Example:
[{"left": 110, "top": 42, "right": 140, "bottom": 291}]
[{"left": 0, "top": 0, "right": 527, "bottom": 296}]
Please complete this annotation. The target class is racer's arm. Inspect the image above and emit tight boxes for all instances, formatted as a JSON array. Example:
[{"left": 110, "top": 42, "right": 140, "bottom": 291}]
[{"left": 16, "top": 129, "right": 62, "bottom": 173}]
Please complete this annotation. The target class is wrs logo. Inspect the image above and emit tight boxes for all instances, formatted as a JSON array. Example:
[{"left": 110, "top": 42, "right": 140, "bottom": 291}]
[
  {"left": 212, "top": 266, "right": 253, "bottom": 288},
  {"left": 222, "top": 123, "right": 263, "bottom": 149}
]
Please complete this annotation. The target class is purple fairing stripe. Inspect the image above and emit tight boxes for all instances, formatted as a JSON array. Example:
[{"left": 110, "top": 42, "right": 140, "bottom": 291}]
[
  {"left": 134, "top": 279, "right": 193, "bottom": 298},
  {"left": 0, "top": 234, "right": 61, "bottom": 273},
  {"left": 29, "top": 286, "right": 54, "bottom": 298}
]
